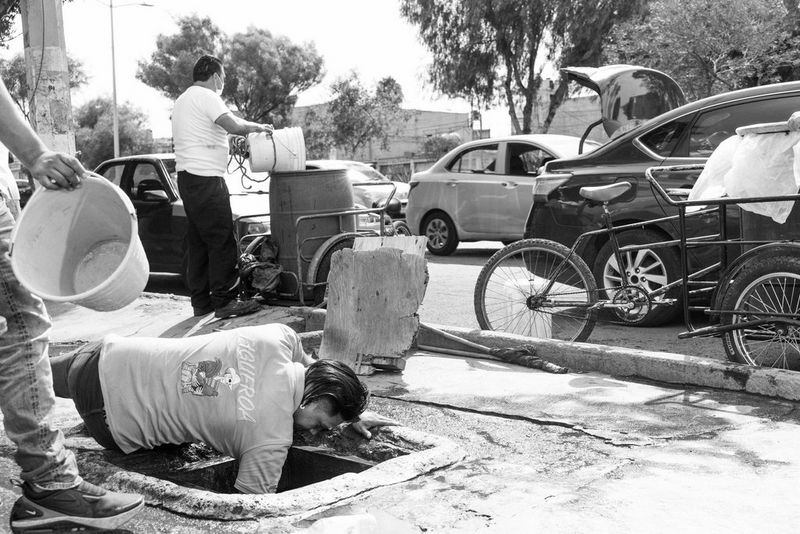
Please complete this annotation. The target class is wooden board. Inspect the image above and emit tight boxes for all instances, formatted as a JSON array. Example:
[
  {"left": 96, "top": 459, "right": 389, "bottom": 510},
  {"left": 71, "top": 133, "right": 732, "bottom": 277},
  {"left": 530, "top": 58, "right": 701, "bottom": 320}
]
[
  {"left": 352, "top": 235, "right": 427, "bottom": 256},
  {"left": 319, "top": 247, "right": 427, "bottom": 373}
]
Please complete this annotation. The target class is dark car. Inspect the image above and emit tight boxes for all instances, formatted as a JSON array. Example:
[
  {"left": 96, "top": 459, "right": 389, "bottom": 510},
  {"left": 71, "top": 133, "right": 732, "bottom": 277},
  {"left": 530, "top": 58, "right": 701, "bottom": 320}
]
[
  {"left": 94, "top": 154, "right": 271, "bottom": 274},
  {"left": 526, "top": 67, "right": 800, "bottom": 325}
]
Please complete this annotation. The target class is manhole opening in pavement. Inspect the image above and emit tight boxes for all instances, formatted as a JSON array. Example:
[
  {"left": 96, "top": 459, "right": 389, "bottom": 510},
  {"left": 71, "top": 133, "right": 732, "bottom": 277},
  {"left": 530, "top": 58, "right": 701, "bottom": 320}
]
[{"left": 87, "top": 426, "right": 428, "bottom": 493}]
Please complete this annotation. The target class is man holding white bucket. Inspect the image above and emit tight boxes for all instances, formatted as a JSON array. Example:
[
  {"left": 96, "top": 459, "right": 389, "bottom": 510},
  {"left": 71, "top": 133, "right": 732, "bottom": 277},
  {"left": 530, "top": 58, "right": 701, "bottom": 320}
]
[
  {"left": 0, "top": 80, "right": 143, "bottom": 532},
  {"left": 172, "top": 54, "right": 273, "bottom": 319}
]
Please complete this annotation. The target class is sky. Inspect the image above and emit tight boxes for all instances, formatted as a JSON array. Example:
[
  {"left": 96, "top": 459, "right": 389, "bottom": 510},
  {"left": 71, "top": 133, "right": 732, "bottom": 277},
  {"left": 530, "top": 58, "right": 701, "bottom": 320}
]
[{"left": 2, "top": 0, "right": 510, "bottom": 138}]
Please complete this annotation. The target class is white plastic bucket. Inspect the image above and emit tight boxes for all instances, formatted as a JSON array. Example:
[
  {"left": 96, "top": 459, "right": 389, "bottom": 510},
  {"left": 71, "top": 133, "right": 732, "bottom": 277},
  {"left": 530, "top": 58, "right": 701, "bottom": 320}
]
[
  {"left": 9, "top": 174, "right": 150, "bottom": 311},
  {"left": 248, "top": 127, "right": 306, "bottom": 172}
]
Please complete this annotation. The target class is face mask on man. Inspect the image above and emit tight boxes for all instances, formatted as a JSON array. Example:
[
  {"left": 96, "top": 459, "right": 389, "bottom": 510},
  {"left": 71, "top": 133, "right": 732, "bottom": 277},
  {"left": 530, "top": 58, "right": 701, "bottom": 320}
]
[{"left": 213, "top": 73, "right": 224, "bottom": 96}]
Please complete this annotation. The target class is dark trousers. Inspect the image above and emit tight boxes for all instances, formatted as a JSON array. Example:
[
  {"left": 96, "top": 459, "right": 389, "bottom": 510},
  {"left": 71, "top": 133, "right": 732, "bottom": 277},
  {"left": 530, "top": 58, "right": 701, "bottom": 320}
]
[
  {"left": 177, "top": 171, "right": 239, "bottom": 309},
  {"left": 50, "top": 343, "right": 120, "bottom": 451}
]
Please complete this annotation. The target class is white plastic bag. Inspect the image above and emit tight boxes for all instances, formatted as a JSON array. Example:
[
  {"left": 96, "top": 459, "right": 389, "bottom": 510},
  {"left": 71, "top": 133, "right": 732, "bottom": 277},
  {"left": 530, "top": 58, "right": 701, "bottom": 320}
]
[
  {"left": 724, "top": 130, "right": 800, "bottom": 224},
  {"left": 688, "top": 134, "right": 740, "bottom": 202}
]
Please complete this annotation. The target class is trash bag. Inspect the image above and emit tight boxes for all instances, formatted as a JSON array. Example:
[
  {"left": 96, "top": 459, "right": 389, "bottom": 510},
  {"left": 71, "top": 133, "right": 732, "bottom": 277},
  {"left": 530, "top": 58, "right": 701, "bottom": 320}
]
[
  {"left": 724, "top": 130, "right": 800, "bottom": 223},
  {"left": 238, "top": 238, "right": 282, "bottom": 297},
  {"left": 689, "top": 134, "right": 740, "bottom": 203},
  {"left": 690, "top": 130, "right": 800, "bottom": 224}
]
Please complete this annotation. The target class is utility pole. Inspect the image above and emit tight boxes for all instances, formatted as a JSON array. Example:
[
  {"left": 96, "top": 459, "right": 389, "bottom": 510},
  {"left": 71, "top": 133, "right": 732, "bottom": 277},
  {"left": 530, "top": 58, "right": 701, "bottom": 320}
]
[{"left": 19, "top": 0, "right": 75, "bottom": 155}]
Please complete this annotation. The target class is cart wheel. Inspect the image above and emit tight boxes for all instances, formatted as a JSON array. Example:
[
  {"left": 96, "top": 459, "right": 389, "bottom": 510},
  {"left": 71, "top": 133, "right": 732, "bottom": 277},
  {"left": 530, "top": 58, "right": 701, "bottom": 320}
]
[
  {"left": 474, "top": 239, "right": 598, "bottom": 342},
  {"left": 306, "top": 233, "right": 361, "bottom": 306},
  {"left": 392, "top": 220, "right": 412, "bottom": 236},
  {"left": 719, "top": 254, "right": 800, "bottom": 369}
]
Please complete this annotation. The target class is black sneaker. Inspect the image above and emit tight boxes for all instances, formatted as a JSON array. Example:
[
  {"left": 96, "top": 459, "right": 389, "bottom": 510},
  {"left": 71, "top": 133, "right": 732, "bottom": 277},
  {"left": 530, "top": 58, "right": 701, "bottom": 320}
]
[
  {"left": 214, "top": 299, "right": 261, "bottom": 319},
  {"left": 193, "top": 304, "right": 215, "bottom": 317},
  {"left": 10, "top": 480, "right": 144, "bottom": 533}
]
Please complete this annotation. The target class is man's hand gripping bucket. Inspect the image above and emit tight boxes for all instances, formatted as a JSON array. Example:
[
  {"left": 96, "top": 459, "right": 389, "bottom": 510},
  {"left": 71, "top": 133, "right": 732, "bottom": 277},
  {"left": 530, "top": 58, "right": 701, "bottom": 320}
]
[{"left": 9, "top": 173, "right": 149, "bottom": 311}]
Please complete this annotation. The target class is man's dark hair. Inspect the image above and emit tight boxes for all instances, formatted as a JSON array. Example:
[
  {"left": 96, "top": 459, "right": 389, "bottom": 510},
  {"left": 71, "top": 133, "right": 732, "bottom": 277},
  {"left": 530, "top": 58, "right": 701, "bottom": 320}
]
[
  {"left": 302, "top": 360, "right": 369, "bottom": 421},
  {"left": 193, "top": 54, "right": 223, "bottom": 82}
]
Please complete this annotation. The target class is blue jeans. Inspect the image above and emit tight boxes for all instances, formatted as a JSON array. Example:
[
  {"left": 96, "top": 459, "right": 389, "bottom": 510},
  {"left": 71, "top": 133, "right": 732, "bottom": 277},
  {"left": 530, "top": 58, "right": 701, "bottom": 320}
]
[{"left": 0, "top": 202, "right": 79, "bottom": 490}]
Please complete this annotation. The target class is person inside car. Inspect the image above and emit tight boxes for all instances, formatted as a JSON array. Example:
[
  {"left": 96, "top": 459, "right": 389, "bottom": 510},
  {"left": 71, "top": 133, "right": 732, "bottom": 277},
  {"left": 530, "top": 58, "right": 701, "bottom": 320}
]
[{"left": 49, "top": 323, "right": 394, "bottom": 493}]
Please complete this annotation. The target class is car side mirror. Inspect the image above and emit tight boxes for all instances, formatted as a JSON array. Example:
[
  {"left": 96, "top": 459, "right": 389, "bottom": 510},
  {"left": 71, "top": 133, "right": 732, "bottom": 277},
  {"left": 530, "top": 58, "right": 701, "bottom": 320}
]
[{"left": 143, "top": 190, "right": 169, "bottom": 201}]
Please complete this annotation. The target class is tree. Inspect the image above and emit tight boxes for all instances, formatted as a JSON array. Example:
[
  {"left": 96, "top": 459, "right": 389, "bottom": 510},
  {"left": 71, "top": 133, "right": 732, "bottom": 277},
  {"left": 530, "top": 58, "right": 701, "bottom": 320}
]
[
  {"left": 326, "top": 72, "right": 407, "bottom": 158},
  {"left": 299, "top": 107, "right": 333, "bottom": 160},
  {"left": 400, "top": 0, "right": 637, "bottom": 134},
  {"left": 421, "top": 133, "right": 461, "bottom": 158},
  {"left": 74, "top": 97, "right": 153, "bottom": 169},
  {"left": 0, "top": 1, "right": 75, "bottom": 46},
  {"left": 224, "top": 27, "right": 324, "bottom": 127},
  {"left": 738, "top": 0, "right": 800, "bottom": 87},
  {"left": 0, "top": 52, "right": 86, "bottom": 119},
  {"left": 603, "top": 0, "right": 785, "bottom": 101},
  {"left": 136, "top": 15, "right": 224, "bottom": 100},
  {"left": 137, "top": 18, "right": 324, "bottom": 127},
  {"left": 542, "top": 0, "right": 646, "bottom": 130}
]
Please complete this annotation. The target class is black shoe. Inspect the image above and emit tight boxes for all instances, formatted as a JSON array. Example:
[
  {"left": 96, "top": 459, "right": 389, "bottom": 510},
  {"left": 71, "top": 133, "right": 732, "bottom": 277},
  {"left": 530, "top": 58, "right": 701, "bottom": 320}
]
[
  {"left": 214, "top": 299, "right": 261, "bottom": 319},
  {"left": 10, "top": 480, "right": 144, "bottom": 533},
  {"left": 193, "top": 304, "right": 215, "bottom": 317}
]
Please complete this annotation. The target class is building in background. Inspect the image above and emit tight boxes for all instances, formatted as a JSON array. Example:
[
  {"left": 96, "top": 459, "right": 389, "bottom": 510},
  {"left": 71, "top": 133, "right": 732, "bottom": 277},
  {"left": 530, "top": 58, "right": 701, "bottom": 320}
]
[{"left": 292, "top": 105, "right": 479, "bottom": 181}]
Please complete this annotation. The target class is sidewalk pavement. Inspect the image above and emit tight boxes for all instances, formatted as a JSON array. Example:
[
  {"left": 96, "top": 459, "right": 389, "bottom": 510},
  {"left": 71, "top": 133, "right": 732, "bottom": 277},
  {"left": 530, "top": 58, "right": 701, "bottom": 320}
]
[{"left": 0, "top": 292, "right": 795, "bottom": 533}]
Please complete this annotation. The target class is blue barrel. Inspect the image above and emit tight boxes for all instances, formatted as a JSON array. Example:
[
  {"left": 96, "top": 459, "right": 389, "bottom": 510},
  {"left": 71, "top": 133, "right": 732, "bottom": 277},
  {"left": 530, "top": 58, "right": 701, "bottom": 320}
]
[{"left": 269, "top": 169, "right": 356, "bottom": 294}]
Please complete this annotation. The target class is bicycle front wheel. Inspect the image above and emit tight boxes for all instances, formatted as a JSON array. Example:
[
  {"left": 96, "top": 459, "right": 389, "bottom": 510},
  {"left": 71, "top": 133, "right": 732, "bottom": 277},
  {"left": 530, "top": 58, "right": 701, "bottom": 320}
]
[
  {"left": 474, "top": 239, "right": 598, "bottom": 342},
  {"left": 720, "top": 254, "right": 800, "bottom": 369}
]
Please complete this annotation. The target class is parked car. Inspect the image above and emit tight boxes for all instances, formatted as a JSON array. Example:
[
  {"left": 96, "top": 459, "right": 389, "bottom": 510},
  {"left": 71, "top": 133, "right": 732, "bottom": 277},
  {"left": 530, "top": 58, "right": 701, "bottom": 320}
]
[
  {"left": 305, "top": 159, "right": 409, "bottom": 219},
  {"left": 526, "top": 65, "right": 800, "bottom": 325},
  {"left": 406, "top": 134, "right": 601, "bottom": 255},
  {"left": 94, "top": 154, "right": 271, "bottom": 274}
]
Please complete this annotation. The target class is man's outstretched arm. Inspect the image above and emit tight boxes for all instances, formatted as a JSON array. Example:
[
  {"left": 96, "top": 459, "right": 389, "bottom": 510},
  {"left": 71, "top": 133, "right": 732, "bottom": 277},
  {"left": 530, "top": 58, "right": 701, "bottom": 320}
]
[{"left": 0, "top": 80, "right": 86, "bottom": 190}]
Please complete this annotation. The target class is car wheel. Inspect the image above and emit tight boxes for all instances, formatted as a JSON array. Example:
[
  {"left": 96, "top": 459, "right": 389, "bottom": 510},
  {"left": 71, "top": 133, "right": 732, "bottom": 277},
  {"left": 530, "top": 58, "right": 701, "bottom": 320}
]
[
  {"left": 592, "top": 229, "right": 681, "bottom": 326},
  {"left": 422, "top": 211, "right": 459, "bottom": 256},
  {"left": 392, "top": 220, "right": 412, "bottom": 236}
]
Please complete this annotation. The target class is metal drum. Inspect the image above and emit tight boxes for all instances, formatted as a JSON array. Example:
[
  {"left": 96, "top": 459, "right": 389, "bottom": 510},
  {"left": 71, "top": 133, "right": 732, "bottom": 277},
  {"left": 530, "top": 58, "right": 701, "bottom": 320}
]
[{"left": 268, "top": 169, "right": 356, "bottom": 295}]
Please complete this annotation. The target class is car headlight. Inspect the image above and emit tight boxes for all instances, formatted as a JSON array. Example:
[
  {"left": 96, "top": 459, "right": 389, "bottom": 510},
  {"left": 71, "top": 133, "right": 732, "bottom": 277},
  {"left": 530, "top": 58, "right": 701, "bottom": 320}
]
[{"left": 240, "top": 220, "right": 270, "bottom": 237}]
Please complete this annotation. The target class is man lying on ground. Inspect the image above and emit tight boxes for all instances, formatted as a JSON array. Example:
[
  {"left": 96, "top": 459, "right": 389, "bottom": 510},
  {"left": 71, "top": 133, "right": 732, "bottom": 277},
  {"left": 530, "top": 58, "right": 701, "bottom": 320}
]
[{"left": 50, "top": 323, "right": 393, "bottom": 493}]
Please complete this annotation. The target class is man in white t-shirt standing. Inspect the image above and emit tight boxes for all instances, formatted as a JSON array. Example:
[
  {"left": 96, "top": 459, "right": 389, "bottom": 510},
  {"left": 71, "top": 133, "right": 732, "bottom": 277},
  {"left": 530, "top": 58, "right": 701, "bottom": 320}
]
[{"left": 172, "top": 54, "right": 273, "bottom": 319}]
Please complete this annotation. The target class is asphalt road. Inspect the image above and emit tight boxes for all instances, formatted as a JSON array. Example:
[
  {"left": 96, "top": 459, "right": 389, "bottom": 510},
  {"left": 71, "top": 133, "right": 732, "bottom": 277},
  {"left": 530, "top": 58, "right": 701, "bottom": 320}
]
[{"left": 145, "top": 241, "right": 725, "bottom": 360}]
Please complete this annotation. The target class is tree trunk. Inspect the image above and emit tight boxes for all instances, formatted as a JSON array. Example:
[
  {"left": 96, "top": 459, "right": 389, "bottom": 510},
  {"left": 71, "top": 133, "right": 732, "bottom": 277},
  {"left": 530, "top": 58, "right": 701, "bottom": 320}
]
[{"left": 542, "top": 74, "right": 569, "bottom": 133}]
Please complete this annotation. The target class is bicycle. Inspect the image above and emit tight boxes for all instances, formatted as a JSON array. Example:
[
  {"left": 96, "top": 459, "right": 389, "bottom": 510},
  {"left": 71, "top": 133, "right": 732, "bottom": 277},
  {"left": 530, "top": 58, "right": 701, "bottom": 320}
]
[{"left": 474, "top": 164, "right": 800, "bottom": 369}]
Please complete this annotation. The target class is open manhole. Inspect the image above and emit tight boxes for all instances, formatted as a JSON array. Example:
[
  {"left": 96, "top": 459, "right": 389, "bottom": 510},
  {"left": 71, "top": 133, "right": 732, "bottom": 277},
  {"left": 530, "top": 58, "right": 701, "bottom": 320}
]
[
  {"left": 90, "top": 426, "right": 420, "bottom": 494},
  {"left": 71, "top": 424, "right": 463, "bottom": 519}
]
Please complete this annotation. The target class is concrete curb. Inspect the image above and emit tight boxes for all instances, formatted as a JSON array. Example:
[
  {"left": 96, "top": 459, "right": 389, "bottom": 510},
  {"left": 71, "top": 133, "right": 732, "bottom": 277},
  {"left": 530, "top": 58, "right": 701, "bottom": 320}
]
[{"left": 420, "top": 323, "right": 800, "bottom": 402}]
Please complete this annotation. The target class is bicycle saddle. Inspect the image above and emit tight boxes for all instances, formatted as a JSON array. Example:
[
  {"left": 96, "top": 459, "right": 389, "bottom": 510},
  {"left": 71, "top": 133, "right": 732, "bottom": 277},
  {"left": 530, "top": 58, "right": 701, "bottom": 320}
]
[{"left": 579, "top": 182, "right": 632, "bottom": 202}]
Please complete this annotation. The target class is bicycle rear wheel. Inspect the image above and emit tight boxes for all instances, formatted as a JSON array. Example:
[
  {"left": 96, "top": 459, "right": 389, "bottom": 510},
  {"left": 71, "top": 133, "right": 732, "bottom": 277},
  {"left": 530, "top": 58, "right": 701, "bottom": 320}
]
[
  {"left": 720, "top": 255, "right": 800, "bottom": 369},
  {"left": 474, "top": 239, "right": 598, "bottom": 342}
]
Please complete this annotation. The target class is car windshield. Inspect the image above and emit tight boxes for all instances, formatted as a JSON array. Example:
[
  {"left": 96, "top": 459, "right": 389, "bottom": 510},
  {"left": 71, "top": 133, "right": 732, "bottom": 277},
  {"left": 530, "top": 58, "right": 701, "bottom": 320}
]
[{"left": 345, "top": 164, "right": 388, "bottom": 182}]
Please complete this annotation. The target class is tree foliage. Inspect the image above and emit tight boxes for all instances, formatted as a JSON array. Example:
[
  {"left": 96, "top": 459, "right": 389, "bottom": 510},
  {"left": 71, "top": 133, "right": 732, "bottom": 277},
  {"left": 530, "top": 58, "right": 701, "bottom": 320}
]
[
  {"left": 137, "top": 17, "right": 324, "bottom": 127},
  {"left": 326, "top": 72, "right": 406, "bottom": 158},
  {"left": 74, "top": 97, "right": 153, "bottom": 170},
  {"left": 400, "top": 0, "right": 638, "bottom": 134},
  {"left": 543, "top": 0, "right": 645, "bottom": 130},
  {"left": 0, "top": 1, "right": 75, "bottom": 47},
  {"left": 299, "top": 107, "right": 333, "bottom": 160},
  {"left": 224, "top": 27, "right": 324, "bottom": 126},
  {"left": 603, "top": 0, "right": 787, "bottom": 100},
  {"left": 0, "top": 52, "right": 86, "bottom": 119},
  {"left": 136, "top": 15, "right": 224, "bottom": 101}
]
